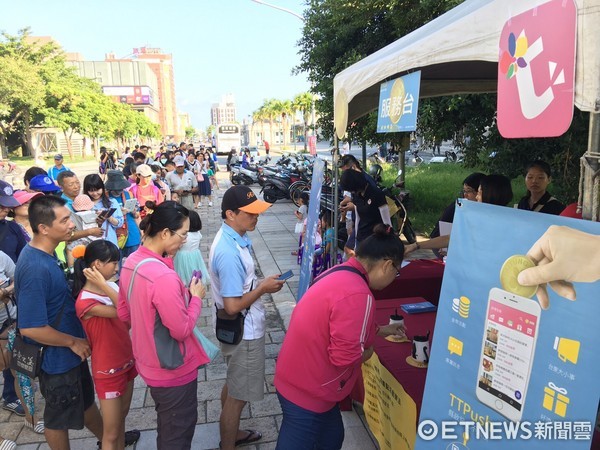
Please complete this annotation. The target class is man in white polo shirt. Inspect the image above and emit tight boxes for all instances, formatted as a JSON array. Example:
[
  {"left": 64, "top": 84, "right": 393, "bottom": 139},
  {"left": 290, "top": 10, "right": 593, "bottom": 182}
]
[{"left": 210, "top": 185, "right": 284, "bottom": 450}]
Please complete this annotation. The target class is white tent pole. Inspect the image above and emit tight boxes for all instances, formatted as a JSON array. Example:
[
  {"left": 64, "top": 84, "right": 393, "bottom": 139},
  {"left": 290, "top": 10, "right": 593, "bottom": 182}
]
[{"left": 332, "top": 136, "right": 340, "bottom": 265}]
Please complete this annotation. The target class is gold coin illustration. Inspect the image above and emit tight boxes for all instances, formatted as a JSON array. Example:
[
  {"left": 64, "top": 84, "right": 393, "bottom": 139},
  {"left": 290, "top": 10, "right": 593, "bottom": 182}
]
[
  {"left": 500, "top": 255, "right": 538, "bottom": 298},
  {"left": 388, "top": 79, "right": 405, "bottom": 124}
]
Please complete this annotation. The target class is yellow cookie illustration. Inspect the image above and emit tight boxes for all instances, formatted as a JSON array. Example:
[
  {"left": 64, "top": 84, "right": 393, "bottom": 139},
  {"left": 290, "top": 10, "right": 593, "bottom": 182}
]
[{"left": 500, "top": 255, "right": 538, "bottom": 298}]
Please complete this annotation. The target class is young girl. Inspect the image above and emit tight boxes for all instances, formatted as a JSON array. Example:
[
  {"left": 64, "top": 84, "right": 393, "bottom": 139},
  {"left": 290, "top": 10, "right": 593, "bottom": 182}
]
[
  {"left": 73, "top": 241, "right": 136, "bottom": 450},
  {"left": 292, "top": 193, "right": 309, "bottom": 256},
  {"left": 83, "top": 174, "right": 124, "bottom": 248},
  {"left": 196, "top": 152, "right": 213, "bottom": 207},
  {"left": 295, "top": 192, "right": 309, "bottom": 232},
  {"left": 173, "top": 210, "right": 209, "bottom": 286},
  {"left": 320, "top": 211, "right": 334, "bottom": 256}
]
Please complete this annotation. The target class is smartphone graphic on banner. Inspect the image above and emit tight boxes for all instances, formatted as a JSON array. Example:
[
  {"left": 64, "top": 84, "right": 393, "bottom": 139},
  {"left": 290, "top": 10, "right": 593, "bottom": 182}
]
[{"left": 476, "top": 288, "right": 541, "bottom": 421}]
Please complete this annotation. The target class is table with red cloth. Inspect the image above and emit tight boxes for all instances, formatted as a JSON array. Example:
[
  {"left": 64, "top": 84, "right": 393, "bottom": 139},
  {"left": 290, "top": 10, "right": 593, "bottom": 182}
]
[
  {"left": 373, "top": 259, "right": 445, "bottom": 305},
  {"left": 345, "top": 297, "right": 437, "bottom": 416}
]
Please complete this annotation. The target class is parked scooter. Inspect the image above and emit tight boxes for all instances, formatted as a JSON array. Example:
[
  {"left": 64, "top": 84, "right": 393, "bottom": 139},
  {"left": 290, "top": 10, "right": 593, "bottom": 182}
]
[
  {"left": 230, "top": 164, "right": 259, "bottom": 186},
  {"left": 261, "top": 173, "right": 292, "bottom": 203},
  {"left": 405, "top": 149, "right": 424, "bottom": 166},
  {"left": 378, "top": 171, "right": 417, "bottom": 244}
]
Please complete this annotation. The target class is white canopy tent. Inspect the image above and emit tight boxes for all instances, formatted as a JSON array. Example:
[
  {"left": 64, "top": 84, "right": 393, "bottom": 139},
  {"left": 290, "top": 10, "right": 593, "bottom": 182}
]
[
  {"left": 333, "top": 0, "right": 600, "bottom": 220},
  {"left": 333, "top": 0, "right": 599, "bottom": 134}
]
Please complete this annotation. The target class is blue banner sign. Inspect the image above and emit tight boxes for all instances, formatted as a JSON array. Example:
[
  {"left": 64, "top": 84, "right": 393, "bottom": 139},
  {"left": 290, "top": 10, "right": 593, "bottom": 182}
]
[
  {"left": 417, "top": 200, "right": 600, "bottom": 449},
  {"left": 377, "top": 71, "right": 421, "bottom": 133},
  {"left": 297, "top": 157, "right": 325, "bottom": 300}
]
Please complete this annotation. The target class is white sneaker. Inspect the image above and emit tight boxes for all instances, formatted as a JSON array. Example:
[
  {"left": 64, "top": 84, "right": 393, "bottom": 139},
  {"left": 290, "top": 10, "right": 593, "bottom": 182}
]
[
  {"left": 196, "top": 202, "right": 202, "bottom": 208},
  {"left": 208, "top": 201, "right": 213, "bottom": 207}
]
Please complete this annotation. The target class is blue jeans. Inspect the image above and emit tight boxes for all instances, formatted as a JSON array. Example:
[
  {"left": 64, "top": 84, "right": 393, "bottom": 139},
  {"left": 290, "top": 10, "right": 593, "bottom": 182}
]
[
  {"left": 276, "top": 392, "right": 344, "bottom": 450},
  {"left": 2, "top": 368, "right": 17, "bottom": 403}
]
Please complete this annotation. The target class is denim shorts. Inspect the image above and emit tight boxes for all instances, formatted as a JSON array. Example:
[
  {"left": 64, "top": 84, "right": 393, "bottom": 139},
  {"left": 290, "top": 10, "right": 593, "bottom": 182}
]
[{"left": 39, "top": 361, "right": 95, "bottom": 430}]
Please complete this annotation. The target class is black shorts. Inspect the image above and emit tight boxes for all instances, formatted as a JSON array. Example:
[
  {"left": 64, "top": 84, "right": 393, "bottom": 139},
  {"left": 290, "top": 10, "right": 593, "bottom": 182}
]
[{"left": 39, "top": 361, "right": 95, "bottom": 430}]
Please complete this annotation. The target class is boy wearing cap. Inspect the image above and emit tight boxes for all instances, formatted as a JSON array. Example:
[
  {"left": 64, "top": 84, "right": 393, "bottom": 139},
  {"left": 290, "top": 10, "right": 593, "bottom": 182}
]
[
  {"left": 29, "top": 175, "right": 62, "bottom": 194},
  {"left": 209, "top": 185, "right": 285, "bottom": 450},
  {"left": 47, "top": 154, "right": 70, "bottom": 185}
]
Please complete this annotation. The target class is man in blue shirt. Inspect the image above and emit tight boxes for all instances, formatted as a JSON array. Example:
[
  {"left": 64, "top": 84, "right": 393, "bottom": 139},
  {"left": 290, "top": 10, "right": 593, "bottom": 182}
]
[
  {"left": 15, "top": 195, "right": 102, "bottom": 447},
  {"left": 210, "top": 185, "right": 284, "bottom": 450},
  {"left": 47, "top": 154, "right": 70, "bottom": 185}
]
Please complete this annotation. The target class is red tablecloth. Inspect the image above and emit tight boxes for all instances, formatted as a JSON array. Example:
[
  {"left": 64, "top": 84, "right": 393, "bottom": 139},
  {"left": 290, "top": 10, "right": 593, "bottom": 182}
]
[
  {"left": 346, "top": 297, "right": 437, "bottom": 416},
  {"left": 372, "top": 259, "right": 445, "bottom": 305}
]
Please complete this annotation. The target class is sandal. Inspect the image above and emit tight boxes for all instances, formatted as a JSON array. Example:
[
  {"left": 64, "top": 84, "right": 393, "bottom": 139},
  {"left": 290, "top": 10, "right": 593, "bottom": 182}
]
[
  {"left": 0, "top": 439, "right": 16, "bottom": 450},
  {"left": 235, "top": 430, "right": 262, "bottom": 446},
  {"left": 24, "top": 418, "right": 45, "bottom": 434}
]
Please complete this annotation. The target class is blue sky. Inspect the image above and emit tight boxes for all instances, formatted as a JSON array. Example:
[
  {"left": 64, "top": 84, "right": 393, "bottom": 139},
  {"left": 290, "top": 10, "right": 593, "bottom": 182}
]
[{"left": 2, "top": 0, "right": 310, "bottom": 131}]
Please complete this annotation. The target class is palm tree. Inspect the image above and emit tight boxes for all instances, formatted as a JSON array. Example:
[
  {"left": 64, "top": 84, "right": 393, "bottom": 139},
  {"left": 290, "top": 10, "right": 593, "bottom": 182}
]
[
  {"left": 271, "top": 99, "right": 293, "bottom": 148},
  {"left": 293, "top": 92, "right": 314, "bottom": 151},
  {"left": 262, "top": 98, "right": 278, "bottom": 147},
  {"left": 252, "top": 106, "right": 267, "bottom": 146}
]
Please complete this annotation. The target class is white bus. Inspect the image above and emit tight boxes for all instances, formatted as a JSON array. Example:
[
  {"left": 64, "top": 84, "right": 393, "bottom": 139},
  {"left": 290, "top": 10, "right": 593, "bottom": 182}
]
[{"left": 215, "top": 124, "right": 241, "bottom": 155}]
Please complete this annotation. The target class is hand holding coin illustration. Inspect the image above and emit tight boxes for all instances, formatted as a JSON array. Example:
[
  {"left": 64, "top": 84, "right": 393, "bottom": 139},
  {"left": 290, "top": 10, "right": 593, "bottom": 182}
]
[{"left": 517, "top": 226, "right": 600, "bottom": 309}]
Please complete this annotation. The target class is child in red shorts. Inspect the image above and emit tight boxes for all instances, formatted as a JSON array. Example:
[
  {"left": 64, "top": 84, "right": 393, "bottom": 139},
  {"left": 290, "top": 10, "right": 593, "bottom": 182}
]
[{"left": 73, "top": 241, "right": 137, "bottom": 450}]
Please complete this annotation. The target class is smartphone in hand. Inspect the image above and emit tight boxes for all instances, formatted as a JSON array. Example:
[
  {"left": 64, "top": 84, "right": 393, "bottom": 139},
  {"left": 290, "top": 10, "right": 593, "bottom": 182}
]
[
  {"left": 277, "top": 270, "right": 294, "bottom": 281},
  {"left": 192, "top": 270, "right": 203, "bottom": 281}
]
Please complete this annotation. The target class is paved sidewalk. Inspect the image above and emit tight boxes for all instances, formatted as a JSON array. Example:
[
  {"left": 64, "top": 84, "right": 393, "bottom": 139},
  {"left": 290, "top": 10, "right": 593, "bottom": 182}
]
[{"left": 0, "top": 171, "right": 384, "bottom": 449}]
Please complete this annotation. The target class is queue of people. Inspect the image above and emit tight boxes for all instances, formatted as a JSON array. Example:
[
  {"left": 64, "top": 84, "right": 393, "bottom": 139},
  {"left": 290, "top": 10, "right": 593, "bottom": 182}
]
[{"left": 0, "top": 151, "right": 581, "bottom": 450}]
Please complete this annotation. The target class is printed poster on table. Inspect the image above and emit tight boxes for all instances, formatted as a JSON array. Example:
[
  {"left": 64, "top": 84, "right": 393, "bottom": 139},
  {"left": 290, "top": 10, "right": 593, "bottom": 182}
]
[
  {"left": 377, "top": 71, "right": 421, "bottom": 133},
  {"left": 417, "top": 200, "right": 600, "bottom": 449},
  {"left": 362, "top": 352, "right": 417, "bottom": 450}
]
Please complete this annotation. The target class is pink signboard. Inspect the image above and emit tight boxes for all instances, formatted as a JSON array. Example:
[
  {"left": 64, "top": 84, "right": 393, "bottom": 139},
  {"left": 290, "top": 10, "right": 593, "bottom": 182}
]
[
  {"left": 308, "top": 135, "right": 317, "bottom": 155},
  {"left": 497, "top": 0, "right": 576, "bottom": 138}
]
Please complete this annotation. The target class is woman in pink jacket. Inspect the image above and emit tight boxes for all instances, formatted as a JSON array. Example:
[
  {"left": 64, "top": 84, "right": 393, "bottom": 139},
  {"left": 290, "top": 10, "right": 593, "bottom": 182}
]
[
  {"left": 274, "top": 224, "right": 406, "bottom": 449},
  {"left": 118, "top": 201, "right": 208, "bottom": 450}
]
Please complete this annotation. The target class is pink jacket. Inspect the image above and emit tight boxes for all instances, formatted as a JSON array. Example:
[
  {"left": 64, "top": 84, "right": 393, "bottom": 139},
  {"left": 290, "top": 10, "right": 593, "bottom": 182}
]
[
  {"left": 274, "top": 258, "right": 376, "bottom": 412},
  {"left": 118, "top": 246, "right": 208, "bottom": 387}
]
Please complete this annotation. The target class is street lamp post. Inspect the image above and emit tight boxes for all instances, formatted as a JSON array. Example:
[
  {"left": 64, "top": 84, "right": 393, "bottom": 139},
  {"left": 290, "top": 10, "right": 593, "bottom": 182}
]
[{"left": 251, "top": 0, "right": 304, "bottom": 21}]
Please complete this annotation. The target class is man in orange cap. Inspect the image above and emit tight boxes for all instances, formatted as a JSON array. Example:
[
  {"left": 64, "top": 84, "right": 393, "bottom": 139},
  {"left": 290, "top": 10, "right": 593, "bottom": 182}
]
[{"left": 210, "top": 185, "right": 284, "bottom": 450}]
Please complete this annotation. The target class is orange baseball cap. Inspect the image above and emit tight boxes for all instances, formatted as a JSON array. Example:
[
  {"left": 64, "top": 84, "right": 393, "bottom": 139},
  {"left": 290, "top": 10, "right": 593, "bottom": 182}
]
[{"left": 221, "top": 185, "right": 271, "bottom": 215}]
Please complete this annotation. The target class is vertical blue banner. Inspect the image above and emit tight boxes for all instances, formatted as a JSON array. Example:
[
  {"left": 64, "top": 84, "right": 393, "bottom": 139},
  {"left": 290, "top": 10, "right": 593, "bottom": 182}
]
[
  {"left": 377, "top": 71, "right": 421, "bottom": 133},
  {"left": 417, "top": 201, "right": 600, "bottom": 449},
  {"left": 297, "top": 158, "right": 325, "bottom": 300}
]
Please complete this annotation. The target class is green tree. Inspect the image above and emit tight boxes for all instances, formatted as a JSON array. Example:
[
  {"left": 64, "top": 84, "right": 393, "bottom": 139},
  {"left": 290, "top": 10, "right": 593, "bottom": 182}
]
[
  {"left": 185, "top": 125, "right": 196, "bottom": 140},
  {"left": 0, "top": 28, "right": 68, "bottom": 157},
  {"left": 297, "top": 0, "right": 463, "bottom": 141},
  {"left": 252, "top": 106, "right": 268, "bottom": 146},
  {"left": 0, "top": 54, "right": 45, "bottom": 157},
  {"left": 42, "top": 73, "right": 105, "bottom": 158},
  {"left": 293, "top": 92, "right": 314, "bottom": 150},
  {"left": 206, "top": 124, "right": 216, "bottom": 141}
]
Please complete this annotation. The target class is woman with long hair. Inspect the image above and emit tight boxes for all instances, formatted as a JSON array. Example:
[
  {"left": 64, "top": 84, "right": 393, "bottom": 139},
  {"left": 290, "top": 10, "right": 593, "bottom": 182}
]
[
  {"left": 405, "top": 174, "right": 514, "bottom": 254},
  {"left": 275, "top": 225, "right": 406, "bottom": 449},
  {"left": 10, "top": 190, "right": 43, "bottom": 241},
  {"left": 117, "top": 201, "right": 208, "bottom": 449},
  {"left": 73, "top": 240, "right": 137, "bottom": 450},
  {"left": 195, "top": 152, "right": 213, "bottom": 207},
  {"left": 83, "top": 174, "right": 124, "bottom": 248}
]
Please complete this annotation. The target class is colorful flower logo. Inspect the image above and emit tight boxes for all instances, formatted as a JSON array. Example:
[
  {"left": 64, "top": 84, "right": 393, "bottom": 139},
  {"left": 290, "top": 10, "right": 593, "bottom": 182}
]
[{"left": 500, "top": 31, "right": 528, "bottom": 79}]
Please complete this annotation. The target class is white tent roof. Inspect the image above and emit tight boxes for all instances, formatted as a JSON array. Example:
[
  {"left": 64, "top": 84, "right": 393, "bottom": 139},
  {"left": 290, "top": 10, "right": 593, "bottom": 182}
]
[{"left": 333, "top": 0, "right": 600, "bottom": 138}]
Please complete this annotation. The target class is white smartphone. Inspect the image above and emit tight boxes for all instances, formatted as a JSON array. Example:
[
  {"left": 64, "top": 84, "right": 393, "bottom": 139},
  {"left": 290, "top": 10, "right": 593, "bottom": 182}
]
[{"left": 475, "top": 287, "right": 541, "bottom": 422}]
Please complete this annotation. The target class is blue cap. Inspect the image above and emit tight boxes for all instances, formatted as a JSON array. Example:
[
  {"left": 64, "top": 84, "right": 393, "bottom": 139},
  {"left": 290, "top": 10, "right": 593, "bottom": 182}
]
[{"left": 29, "top": 175, "right": 61, "bottom": 192}]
